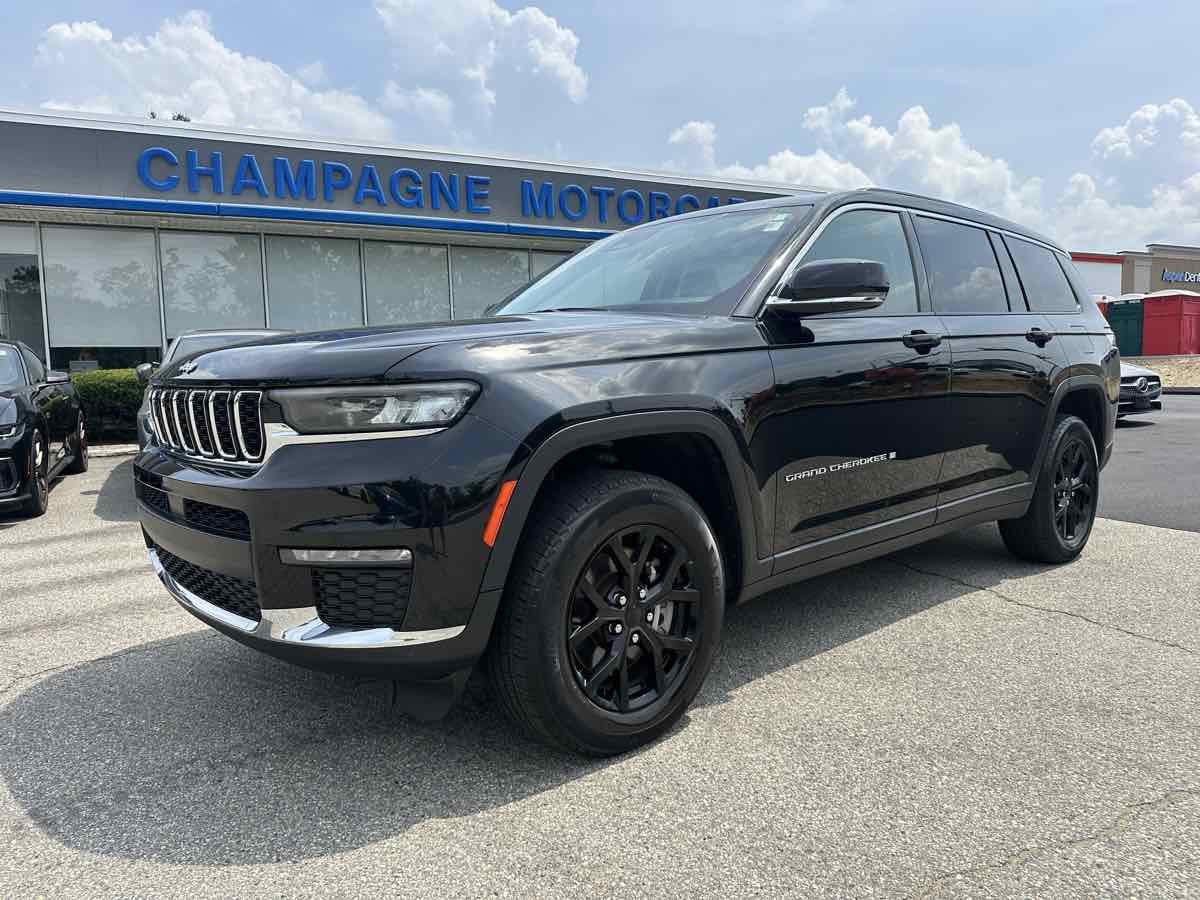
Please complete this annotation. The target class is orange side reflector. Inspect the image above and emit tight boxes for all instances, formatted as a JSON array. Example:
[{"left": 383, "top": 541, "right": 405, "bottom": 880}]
[{"left": 483, "top": 480, "right": 518, "bottom": 547}]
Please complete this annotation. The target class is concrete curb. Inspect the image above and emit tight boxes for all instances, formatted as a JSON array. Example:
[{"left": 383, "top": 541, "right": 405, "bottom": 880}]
[{"left": 91, "top": 444, "right": 139, "bottom": 459}]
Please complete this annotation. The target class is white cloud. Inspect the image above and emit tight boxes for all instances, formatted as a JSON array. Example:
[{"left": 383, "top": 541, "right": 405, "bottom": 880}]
[
  {"left": 296, "top": 61, "right": 327, "bottom": 87},
  {"left": 668, "top": 89, "right": 1200, "bottom": 252},
  {"left": 35, "top": 12, "right": 392, "bottom": 140},
  {"left": 380, "top": 82, "right": 455, "bottom": 128},
  {"left": 373, "top": 0, "right": 587, "bottom": 122}
]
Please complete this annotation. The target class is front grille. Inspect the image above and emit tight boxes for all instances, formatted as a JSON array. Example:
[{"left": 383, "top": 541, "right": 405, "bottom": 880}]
[
  {"left": 148, "top": 387, "right": 264, "bottom": 466},
  {"left": 136, "top": 480, "right": 172, "bottom": 517},
  {"left": 155, "top": 545, "right": 261, "bottom": 622},
  {"left": 313, "top": 568, "right": 413, "bottom": 630},
  {"left": 0, "top": 458, "right": 17, "bottom": 494},
  {"left": 183, "top": 498, "right": 251, "bottom": 539}
]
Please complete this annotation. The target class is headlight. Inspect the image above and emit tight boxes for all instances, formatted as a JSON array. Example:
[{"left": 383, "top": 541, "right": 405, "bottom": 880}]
[
  {"left": 268, "top": 382, "right": 478, "bottom": 434},
  {"left": 0, "top": 423, "right": 17, "bottom": 440}
]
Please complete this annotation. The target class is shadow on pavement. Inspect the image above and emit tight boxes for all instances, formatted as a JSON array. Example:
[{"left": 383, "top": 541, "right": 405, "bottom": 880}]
[
  {"left": 92, "top": 459, "right": 138, "bottom": 523},
  {"left": 0, "top": 525, "right": 1046, "bottom": 866}
]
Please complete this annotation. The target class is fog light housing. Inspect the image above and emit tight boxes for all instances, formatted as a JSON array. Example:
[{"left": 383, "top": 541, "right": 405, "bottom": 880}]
[{"left": 280, "top": 548, "right": 413, "bottom": 566}]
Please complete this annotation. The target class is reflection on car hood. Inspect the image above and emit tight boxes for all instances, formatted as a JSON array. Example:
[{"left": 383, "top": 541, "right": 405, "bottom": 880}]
[{"left": 1119, "top": 361, "right": 1158, "bottom": 377}]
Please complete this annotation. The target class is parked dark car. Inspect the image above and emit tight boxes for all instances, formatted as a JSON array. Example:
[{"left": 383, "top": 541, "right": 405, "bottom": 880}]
[
  {"left": 134, "top": 189, "right": 1119, "bottom": 755},
  {"left": 135, "top": 329, "right": 289, "bottom": 448},
  {"left": 1117, "top": 361, "right": 1163, "bottom": 418},
  {"left": 0, "top": 340, "right": 88, "bottom": 517}
]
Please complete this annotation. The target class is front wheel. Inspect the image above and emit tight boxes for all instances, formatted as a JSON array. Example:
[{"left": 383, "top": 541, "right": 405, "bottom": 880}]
[
  {"left": 21, "top": 430, "right": 49, "bottom": 518},
  {"left": 486, "top": 469, "right": 725, "bottom": 756},
  {"left": 1000, "top": 414, "right": 1099, "bottom": 563}
]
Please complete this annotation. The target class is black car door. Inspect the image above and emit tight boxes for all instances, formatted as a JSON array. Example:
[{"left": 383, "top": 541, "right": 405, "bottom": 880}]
[
  {"left": 910, "top": 216, "right": 1062, "bottom": 514},
  {"left": 19, "top": 344, "right": 68, "bottom": 462},
  {"left": 753, "top": 207, "right": 951, "bottom": 571}
]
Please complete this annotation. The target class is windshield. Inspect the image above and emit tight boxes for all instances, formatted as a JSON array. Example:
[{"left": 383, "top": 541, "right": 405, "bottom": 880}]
[
  {"left": 168, "top": 332, "right": 271, "bottom": 361},
  {"left": 0, "top": 345, "right": 24, "bottom": 388},
  {"left": 494, "top": 204, "right": 813, "bottom": 317}
]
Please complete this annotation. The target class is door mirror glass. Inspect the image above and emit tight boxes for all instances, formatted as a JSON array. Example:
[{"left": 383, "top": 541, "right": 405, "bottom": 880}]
[
  {"left": 135, "top": 362, "right": 157, "bottom": 382},
  {"left": 768, "top": 259, "right": 889, "bottom": 316},
  {"left": 46, "top": 370, "right": 71, "bottom": 384}
]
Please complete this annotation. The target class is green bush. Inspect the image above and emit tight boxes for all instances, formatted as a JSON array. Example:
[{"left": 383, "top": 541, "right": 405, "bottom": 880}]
[{"left": 71, "top": 368, "right": 146, "bottom": 442}]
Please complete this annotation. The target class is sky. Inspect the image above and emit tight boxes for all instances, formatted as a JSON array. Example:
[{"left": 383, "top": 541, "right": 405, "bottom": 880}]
[{"left": 1, "top": 0, "right": 1198, "bottom": 252}]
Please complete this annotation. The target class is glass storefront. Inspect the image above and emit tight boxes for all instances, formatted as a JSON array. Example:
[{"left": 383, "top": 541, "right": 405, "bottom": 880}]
[
  {"left": 5, "top": 220, "right": 576, "bottom": 369},
  {"left": 0, "top": 224, "right": 45, "bottom": 359},
  {"left": 161, "top": 231, "right": 265, "bottom": 338}
]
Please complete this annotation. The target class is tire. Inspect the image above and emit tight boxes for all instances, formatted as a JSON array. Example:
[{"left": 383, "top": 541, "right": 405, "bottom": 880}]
[
  {"left": 21, "top": 430, "right": 49, "bottom": 518},
  {"left": 1000, "top": 414, "right": 1099, "bottom": 564},
  {"left": 64, "top": 413, "right": 89, "bottom": 474},
  {"left": 486, "top": 468, "right": 725, "bottom": 756}
]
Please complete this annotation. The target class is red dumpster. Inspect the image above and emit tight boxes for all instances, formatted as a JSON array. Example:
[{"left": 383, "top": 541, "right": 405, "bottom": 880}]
[
  {"left": 1096, "top": 300, "right": 1109, "bottom": 320},
  {"left": 1142, "top": 293, "right": 1200, "bottom": 355}
]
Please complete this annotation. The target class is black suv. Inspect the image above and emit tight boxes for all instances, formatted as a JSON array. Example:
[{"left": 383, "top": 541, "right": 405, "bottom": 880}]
[{"left": 134, "top": 189, "right": 1119, "bottom": 755}]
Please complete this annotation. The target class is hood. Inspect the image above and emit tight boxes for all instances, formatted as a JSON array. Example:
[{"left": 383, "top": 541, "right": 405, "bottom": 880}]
[
  {"left": 1120, "top": 361, "right": 1158, "bottom": 378},
  {"left": 158, "top": 312, "right": 764, "bottom": 385}
]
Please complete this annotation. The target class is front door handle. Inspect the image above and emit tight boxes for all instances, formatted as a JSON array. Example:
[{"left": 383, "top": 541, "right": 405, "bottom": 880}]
[
  {"left": 902, "top": 330, "right": 942, "bottom": 352},
  {"left": 1026, "top": 327, "right": 1053, "bottom": 347}
]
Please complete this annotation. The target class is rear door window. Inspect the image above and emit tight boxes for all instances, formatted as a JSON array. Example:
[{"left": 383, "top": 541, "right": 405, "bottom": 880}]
[
  {"left": 1005, "top": 237, "right": 1080, "bottom": 312},
  {"left": 800, "top": 209, "right": 918, "bottom": 313},
  {"left": 914, "top": 216, "right": 1009, "bottom": 314}
]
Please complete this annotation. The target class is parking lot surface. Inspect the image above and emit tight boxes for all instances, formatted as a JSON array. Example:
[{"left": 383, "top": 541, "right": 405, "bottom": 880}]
[{"left": 1, "top": 445, "right": 1197, "bottom": 897}]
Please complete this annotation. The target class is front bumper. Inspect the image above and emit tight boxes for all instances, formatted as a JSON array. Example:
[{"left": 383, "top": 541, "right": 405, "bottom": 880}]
[
  {"left": 134, "top": 412, "right": 522, "bottom": 679},
  {"left": 1118, "top": 385, "right": 1162, "bottom": 415}
]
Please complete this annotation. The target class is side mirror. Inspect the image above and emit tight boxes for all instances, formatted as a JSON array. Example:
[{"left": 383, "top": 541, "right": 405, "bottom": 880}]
[
  {"left": 766, "top": 259, "right": 889, "bottom": 316},
  {"left": 46, "top": 370, "right": 71, "bottom": 384},
  {"left": 135, "top": 362, "right": 157, "bottom": 382}
]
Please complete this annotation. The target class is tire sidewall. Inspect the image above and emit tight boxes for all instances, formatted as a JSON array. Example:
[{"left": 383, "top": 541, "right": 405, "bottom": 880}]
[
  {"left": 1041, "top": 417, "right": 1098, "bottom": 557},
  {"left": 26, "top": 431, "right": 48, "bottom": 516},
  {"left": 530, "top": 483, "right": 724, "bottom": 751}
]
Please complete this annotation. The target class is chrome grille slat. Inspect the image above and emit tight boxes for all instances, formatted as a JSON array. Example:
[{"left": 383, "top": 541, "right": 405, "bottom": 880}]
[{"left": 149, "top": 386, "right": 264, "bottom": 467}]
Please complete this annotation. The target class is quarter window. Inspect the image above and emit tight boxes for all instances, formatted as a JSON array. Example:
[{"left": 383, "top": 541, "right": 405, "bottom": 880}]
[
  {"left": 1005, "top": 237, "right": 1079, "bottom": 312},
  {"left": 801, "top": 210, "right": 917, "bottom": 313},
  {"left": 914, "top": 217, "right": 1008, "bottom": 314}
]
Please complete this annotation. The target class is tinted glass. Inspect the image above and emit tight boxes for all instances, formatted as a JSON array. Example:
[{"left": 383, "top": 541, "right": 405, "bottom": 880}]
[
  {"left": 452, "top": 247, "right": 530, "bottom": 319},
  {"left": 496, "top": 206, "right": 812, "bottom": 317},
  {"left": 161, "top": 232, "right": 265, "bottom": 337},
  {"left": 365, "top": 242, "right": 450, "bottom": 324},
  {"left": 914, "top": 217, "right": 1008, "bottom": 314},
  {"left": 265, "top": 236, "right": 363, "bottom": 332},
  {"left": 0, "top": 224, "right": 46, "bottom": 356},
  {"left": 0, "top": 345, "right": 23, "bottom": 387},
  {"left": 1006, "top": 237, "right": 1079, "bottom": 312},
  {"left": 41, "top": 226, "right": 162, "bottom": 347},
  {"left": 21, "top": 345, "right": 45, "bottom": 382},
  {"left": 801, "top": 210, "right": 917, "bottom": 313}
]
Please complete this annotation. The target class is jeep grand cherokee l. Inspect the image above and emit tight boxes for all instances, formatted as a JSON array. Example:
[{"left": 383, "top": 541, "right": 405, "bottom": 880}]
[{"left": 134, "top": 189, "right": 1119, "bottom": 755}]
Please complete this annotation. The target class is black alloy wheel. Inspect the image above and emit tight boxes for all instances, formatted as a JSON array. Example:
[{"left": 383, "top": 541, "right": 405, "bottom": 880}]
[
  {"left": 566, "top": 525, "right": 701, "bottom": 716},
  {"left": 22, "top": 431, "right": 49, "bottom": 517},
  {"left": 487, "top": 468, "right": 724, "bottom": 756},
  {"left": 66, "top": 413, "right": 89, "bottom": 474},
  {"left": 1052, "top": 437, "right": 1095, "bottom": 547}
]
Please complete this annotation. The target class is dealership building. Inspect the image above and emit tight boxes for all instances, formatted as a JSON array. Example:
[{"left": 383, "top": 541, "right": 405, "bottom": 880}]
[{"left": 0, "top": 110, "right": 792, "bottom": 370}]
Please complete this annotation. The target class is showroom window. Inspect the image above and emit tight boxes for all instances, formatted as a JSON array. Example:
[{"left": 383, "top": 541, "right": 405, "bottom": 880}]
[
  {"left": 265, "top": 235, "right": 364, "bottom": 332},
  {"left": 0, "top": 223, "right": 45, "bottom": 360},
  {"left": 161, "top": 231, "right": 265, "bottom": 338},
  {"left": 364, "top": 241, "right": 450, "bottom": 325},
  {"left": 450, "top": 247, "right": 530, "bottom": 319},
  {"left": 531, "top": 250, "right": 572, "bottom": 280},
  {"left": 41, "top": 225, "right": 162, "bottom": 371}
]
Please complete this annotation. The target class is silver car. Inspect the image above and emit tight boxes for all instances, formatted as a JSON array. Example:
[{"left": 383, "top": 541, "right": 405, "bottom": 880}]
[
  {"left": 136, "top": 329, "right": 287, "bottom": 448},
  {"left": 1118, "top": 361, "right": 1163, "bottom": 418}
]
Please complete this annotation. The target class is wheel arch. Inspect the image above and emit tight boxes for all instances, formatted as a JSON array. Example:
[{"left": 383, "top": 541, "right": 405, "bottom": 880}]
[
  {"left": 1035, "top": 375, "right": 1111, "bottom": 475},
  {"left": 480, "top": 410, "right": 768, "bottom": 601}
]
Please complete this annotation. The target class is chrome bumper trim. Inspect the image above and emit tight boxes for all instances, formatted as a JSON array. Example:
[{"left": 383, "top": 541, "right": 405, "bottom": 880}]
[{"left": 149, "top": 549, "right": 466, "bottom": 649}]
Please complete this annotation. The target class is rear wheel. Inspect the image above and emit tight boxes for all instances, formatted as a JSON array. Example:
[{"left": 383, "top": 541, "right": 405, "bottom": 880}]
[
  {"left": 64, "top": 413, "right": 89, "bottom": 474},
  {"left": 21, "top": 430, "right": 49, "bottom": 518},
  {"left": 486, "top": 469, "right": 724, "bottom": 756},
  {"left": 1000, "top": 414, "right": 1098, "bottom": 563}
]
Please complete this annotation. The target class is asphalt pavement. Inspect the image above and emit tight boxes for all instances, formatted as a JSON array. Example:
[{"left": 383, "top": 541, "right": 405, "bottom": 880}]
[
  {"left": 1, "top": 443, "right": 1197, "bottom": 898},
  {"left": 1099, "top": 394, "right": 1200, "bottom": 533}
]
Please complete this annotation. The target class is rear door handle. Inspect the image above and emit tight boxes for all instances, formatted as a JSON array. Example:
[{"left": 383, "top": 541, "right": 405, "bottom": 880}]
[
  {"left": 1026, "top": 327, "right": 1053, "bottom": 347},
  {"left": 902, "top": 330, "right": 942, "bottom": 352}
]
